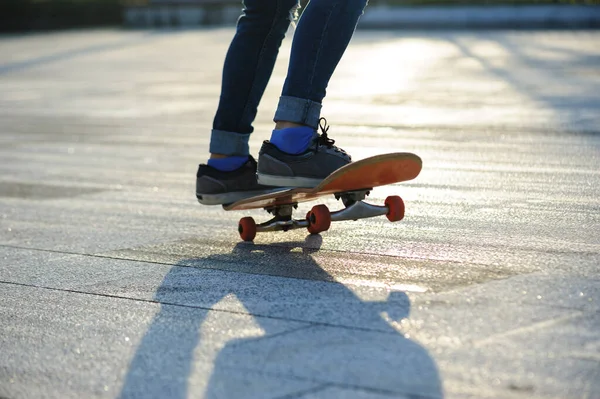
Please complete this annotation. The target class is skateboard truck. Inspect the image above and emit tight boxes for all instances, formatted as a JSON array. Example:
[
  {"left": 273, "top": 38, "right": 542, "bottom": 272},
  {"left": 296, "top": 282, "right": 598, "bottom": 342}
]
[
  {"left": 237, "top": 190, "right": 405, "bottom": 241},
  {"left": 335, "top": 189, "right": 371, "bottom": 207}
]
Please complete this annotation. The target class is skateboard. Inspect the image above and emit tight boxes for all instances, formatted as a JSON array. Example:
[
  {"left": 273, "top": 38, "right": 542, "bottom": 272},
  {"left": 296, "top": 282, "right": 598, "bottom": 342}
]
[{"left": 224, "top": 152, "right": 422, "bottom": 241}]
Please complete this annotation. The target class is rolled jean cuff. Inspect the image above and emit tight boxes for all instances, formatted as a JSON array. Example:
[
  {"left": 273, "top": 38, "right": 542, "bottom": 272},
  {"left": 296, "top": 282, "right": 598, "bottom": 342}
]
[
  {"left": 209, "top": 129, "right": 251, "bottom": 156},
  {"left": 274, "top": 96, "right": 322, "bottom": 130}
]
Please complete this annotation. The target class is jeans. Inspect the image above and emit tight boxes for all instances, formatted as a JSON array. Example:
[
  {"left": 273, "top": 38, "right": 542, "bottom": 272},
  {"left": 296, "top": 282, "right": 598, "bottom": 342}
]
[{"left": 210, "top": 0, "right": 369, "bottom": 156}]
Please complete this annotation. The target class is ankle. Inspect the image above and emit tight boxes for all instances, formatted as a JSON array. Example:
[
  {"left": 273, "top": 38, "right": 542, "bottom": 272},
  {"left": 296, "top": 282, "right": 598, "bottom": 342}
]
[{"left": 269, "top": 125, "right": 314, "bottom": 155}]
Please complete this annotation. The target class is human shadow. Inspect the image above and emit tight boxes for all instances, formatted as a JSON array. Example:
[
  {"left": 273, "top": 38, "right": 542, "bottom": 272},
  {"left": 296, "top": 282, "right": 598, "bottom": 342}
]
[{"left": 120, "top": 237, "right": 443, "bottom": 398}]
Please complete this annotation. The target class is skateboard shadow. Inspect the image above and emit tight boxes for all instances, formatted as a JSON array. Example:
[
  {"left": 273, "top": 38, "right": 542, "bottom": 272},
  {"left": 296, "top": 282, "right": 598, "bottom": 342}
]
[{"left": 119, "top": 237, "right": 443, "bottom": 398}]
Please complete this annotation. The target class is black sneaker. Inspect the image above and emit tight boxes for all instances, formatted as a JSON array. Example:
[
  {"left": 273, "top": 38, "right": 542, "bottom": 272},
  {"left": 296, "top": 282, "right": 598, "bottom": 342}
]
[
  {"left": 257, "top": 118, "right": 351, "bottom": 188},
  {"left": 196, "top": 156, "right": 284, "bottom": 205}
]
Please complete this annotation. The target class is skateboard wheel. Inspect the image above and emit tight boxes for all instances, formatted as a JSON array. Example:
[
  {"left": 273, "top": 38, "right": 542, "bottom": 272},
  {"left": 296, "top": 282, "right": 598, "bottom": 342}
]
[
  {"left": 307, "top": 204, "right": 331, "bottom": 234},
  {"left": 238, "top": 217, "right": 257, "bottom": 241},
  {"left": 385, "top": 195, "right": 405, "bottom": 222}
]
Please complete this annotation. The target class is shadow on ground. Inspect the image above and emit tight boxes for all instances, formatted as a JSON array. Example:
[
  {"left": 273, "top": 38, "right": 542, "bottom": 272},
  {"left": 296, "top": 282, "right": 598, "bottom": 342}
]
[{"left": 119, "top": 237, "right": 442, "bottom": 398}]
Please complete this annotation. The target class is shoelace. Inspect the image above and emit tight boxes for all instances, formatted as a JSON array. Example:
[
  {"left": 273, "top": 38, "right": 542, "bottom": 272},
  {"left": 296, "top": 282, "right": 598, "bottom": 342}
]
[
  {"left": 315, "top": 118, "right": 347, "bottom": 156},
  {"left": 317, "top": 118, "right": 335, "bottom": 148}
]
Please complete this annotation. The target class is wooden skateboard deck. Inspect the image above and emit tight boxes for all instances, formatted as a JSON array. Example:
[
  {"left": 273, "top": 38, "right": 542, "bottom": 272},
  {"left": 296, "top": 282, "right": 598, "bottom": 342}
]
[{"left": 224, "top": 152, "right": 422, "bottom": 211}]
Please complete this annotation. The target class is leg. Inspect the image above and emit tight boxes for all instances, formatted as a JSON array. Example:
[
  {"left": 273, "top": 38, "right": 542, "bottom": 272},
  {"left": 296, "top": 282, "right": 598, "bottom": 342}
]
[
  {"left": 210, "top": 0, "right": 300, "bottom": 158},
  {"left": 257, "top": 0, "right": 368, "bottom": 188},
  {"left": 276, "top": 0, "right": 369, "bottom": 129},
  {"left": 197, "top": 0, "right": 299, "bottom": 206}
]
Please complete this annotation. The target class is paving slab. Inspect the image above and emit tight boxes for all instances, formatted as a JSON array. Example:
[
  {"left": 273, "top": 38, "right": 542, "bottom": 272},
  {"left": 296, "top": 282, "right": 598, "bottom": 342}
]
[
  {"left": 0, "top": 284, "right": 317, "bottom": 399},
  {"left": 1, "top": 28, "right": 599, "bottom": 399}
]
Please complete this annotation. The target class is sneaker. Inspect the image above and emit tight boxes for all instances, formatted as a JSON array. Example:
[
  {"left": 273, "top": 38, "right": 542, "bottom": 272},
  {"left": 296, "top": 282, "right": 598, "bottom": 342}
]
[
  {"left": 196, "top": 156, "right": 284, "bottom": 205},
  {"left": 257, "top": 119, "right": 351, "bottom": 188}
]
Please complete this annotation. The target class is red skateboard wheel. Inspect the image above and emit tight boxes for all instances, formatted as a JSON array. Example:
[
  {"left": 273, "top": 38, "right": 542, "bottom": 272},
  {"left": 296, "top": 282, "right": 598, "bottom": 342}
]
[
  {"left": 385, "top": 195, "right": 405, "bottom": 222},
  {"left": 238, "top": 217, "right": 257, "bottom": 241},
  {"left": 307, "top": 204, "right": 331, "bottom": 234}
]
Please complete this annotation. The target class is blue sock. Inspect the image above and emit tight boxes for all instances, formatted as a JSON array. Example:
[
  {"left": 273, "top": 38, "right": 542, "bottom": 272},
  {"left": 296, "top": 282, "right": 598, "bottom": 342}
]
[
  {"left": 270, "top": 126, "right": 314, "bottom": 155},
  {"left": 207, "top": 156, "right": 249, "bottom": 172}
]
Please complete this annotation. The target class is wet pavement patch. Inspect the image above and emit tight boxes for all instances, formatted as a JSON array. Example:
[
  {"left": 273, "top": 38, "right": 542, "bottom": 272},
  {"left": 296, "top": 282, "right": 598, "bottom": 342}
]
[{"left": 0, "top": 181, "right": 105, "bottom": 200}]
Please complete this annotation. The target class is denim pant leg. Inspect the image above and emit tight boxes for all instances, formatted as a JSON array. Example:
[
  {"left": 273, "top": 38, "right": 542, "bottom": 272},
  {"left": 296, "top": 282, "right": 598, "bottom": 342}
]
[
  {"left": 275, "top": 0, "right": 369, "bottom": 129},
  {"left": 211, "top": 0, "right": 300, "bottom": 156}
]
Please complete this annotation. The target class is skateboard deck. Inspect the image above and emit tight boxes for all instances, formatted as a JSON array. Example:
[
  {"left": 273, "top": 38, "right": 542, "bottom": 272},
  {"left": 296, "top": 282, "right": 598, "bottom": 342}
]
[
  {"left": 225, "top": 152, "right": 422, "bottom": 241},
  {"left": 225, "top": 152, "right": 421, "bottom": 211}
]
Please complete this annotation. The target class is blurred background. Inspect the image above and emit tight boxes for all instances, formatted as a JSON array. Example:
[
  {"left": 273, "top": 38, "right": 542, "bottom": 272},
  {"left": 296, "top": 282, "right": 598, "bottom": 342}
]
[{"left": 1, "top": 0, "right": 599, "bottom": 33}]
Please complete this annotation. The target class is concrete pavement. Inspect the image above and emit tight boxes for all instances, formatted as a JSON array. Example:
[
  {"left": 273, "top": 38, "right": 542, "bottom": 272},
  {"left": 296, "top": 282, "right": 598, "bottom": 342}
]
[{"left": 0, "top": 28, "right": 599, "bottom": 398}]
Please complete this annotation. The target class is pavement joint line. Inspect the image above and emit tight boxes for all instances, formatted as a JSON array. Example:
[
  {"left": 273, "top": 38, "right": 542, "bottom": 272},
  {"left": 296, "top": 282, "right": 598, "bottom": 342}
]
[
  {"left": 112, "top": 242, "right": 598, "bottom": 267},
  {"left": 443, "top": 383, "right": 552, "bottom": 399},
  {"left": 0, "top": 242, "right": 473, "bottom": 266},
  {"left": 226, "top": 325, "right": 316, "bottom": 349},
  {"left": 217, "top": 364, "right": 438, "bottom": 399},
  {"left": 471, "top": 310, "right": 587, "bottom": 348},
  {"left": 197, "top": 240, "right": 599, "bottom": 260},
  {"left": 272, "top": 383, "right": 333, "bottom": 399},
  {"left": 324, "top": 382, "right": 438, "bottom": 399},
  {"left": 0, "top": 242, "right": 508, "bottom": 284},
  {"left": 0, "top": 280, "right": 401, "bottom": 335},
  {"left": 111, "top": 247, "right": 600, "bottom": 294},
  {"left": 526, "top": 303, "right": 598, "bottom": 314},
  {"left": 4, "top": 231, "right": 599, "bottom": 266}
]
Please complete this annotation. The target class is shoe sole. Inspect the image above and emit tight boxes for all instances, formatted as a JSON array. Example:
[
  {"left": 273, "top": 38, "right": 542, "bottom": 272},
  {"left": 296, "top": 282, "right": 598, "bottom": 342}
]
[
  {"left": 257, "top": 173, "right": 323, "bottom": 188},
  {"left": 196, "top": 188, "right": 286, "bottom": 206}
]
